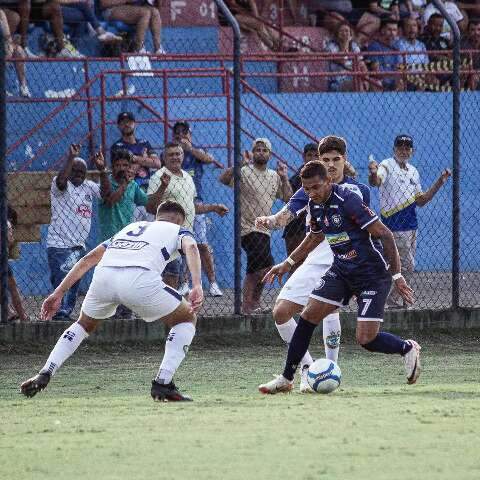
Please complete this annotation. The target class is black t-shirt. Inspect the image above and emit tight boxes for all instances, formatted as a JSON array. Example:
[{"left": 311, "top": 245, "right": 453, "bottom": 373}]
[{"left": 282, "top": 172, "right": 306, "bottom": 239}]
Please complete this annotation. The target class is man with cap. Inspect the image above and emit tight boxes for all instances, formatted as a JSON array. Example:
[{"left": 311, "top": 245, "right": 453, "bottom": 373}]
[
  {"left": 46, "top": 144, "right": 102, "bottom": 321},
  {"left": 368, "top": 134, "right": 451, "bottom": 308},
  {"left": 111, "top": 111, "right": 161, "bottom": 193},
  {"left": 172, "top": 120, "right": 225, "bottom": 297},
  {"left": 219, "top": 138, "right": 293, "bottom": 314}
]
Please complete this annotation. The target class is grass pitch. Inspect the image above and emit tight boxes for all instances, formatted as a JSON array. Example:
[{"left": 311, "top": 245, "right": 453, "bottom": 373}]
[{"left": 1, "top": 332, "right": 480, "bottom": 480}]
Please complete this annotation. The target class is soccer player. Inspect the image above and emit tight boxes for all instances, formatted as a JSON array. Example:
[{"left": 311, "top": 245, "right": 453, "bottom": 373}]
[
  {"left": 20, "top": 201, "right": 203, "bottom": 402},
  {"left": 256, "top": 136, "right": 368, "bottom": 392},
  {"left": 258, "top": 161, "right": 420, "bottom": 394}
]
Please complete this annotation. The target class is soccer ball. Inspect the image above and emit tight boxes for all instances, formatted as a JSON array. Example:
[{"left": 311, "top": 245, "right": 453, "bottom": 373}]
[{"left": 307, "top": 359, "right": 341, "bottom": 394}]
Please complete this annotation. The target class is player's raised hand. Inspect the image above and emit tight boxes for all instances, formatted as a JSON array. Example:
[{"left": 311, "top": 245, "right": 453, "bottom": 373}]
[
  {"left": 41, "top": 292, "right": 63, "bottom": 320},
  {"left": 394, "top": 277, "right": 414, "bottom": 305},
  {"left": 262, "top": 261, "right": 292, "bottom": 285},
  {"left": 255, "top": 216, "right": 274, "bottom": 230},
  {"left": 242, "top": 150, "right": 252, "bottom": 165},
  {"left": 368, "top": 159, "right": 378, "bottom": 174},
  {"left": 276, "top": 161, "right": 288, "bottom": 179},
  {"left": 188, "top": 285, "right": 204, "bottom": 313}
]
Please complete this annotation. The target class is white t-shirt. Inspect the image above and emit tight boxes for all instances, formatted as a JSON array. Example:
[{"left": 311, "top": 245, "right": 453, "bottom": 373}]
[
  {"left": 47, "top": 178, "right": 101, "bottom": 248},
  {"left": 377, "top": 157, "right": 422, "bottom": 230},
  {"left": 99, "top": 220, "right": 194, "bottom": 276}
]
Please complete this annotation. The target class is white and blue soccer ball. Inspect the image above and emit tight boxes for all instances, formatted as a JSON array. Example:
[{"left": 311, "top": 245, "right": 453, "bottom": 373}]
[{"left": 307, "top": 359, "right": 341, "bottom": 394}]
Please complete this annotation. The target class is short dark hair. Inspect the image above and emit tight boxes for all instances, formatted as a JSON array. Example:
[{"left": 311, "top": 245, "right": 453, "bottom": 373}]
[
  {"left": 300, "top": 161, "right": 329, "bottom": 180},
  {"left": 429, "top": 13, "right": 444, "bottom": 23},
  {"left": 303, "top": 143, "right": 318, "bottom": 155},
  {"left": 318, "top": 135, "right": 347, "bottom": 156},
  {"left": 380, "top": 19, "right": 398, "bottom": 30},
  {"left": 111, "top": 148, "right": 133, "bottom": 165},
  {"left": 156, "top": 201, "right": 186, "bottom": 219},
  {"left": 164, "top": 141, "right": 182, "bottom": 152},
  {"left": 172, "top": 121, "right": 191, "bottom": 133}
]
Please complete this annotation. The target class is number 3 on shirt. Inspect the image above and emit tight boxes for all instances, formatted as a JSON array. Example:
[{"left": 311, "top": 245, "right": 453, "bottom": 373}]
[{"left": 126, "top": 224, "right": 149, "bottom": 237}]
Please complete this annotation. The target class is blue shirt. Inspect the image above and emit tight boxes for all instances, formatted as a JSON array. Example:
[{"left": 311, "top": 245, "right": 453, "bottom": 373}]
[
  {"left": 309, "top": 184, "right": 388, "bottom": 277},
  {"left": 287, "top": 176, "right": 371, "bottom": 219},
  {"left": 110, "top": 138, "right": 156, "bottom": 190},
  {"left": 367, "top": 41, "right": 403, "bottom": 71},
  {"left": 393, "top": 38, "right": 429, "bottom": 65}
]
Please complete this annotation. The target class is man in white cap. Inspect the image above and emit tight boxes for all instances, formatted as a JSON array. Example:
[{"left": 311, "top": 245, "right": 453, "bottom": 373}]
[
  {"left": 219, "top": 138, "right": 293, "bottom": 313},
  {"left": 46, "top": 144, "right": 102, "bottom": 321}
]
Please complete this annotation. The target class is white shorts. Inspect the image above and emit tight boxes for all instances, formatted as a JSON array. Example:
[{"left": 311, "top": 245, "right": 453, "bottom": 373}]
[
  {"left": 277, "top": 243, "right": 333, "bottom": 306},
  {"left": 82, "top": 266, "right": 182, "bottom": 322}
]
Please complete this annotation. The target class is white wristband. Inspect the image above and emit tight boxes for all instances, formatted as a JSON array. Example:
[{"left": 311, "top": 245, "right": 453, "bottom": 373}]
[
  {"left": 392, "top": 273, "right": 403, "bottom": 281},
  {"left": 285, "top": 257, "right": 296, "bottom": 266}
]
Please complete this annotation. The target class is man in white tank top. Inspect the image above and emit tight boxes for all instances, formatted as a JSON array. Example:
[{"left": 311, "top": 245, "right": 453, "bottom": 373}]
[{"left": 20, "top": 201, "right": 203, "bottom": 402}]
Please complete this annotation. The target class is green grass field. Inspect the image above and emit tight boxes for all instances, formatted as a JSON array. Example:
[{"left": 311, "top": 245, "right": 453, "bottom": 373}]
[{"left": 1, "top": 332, "right": 480, "bottom": 480}]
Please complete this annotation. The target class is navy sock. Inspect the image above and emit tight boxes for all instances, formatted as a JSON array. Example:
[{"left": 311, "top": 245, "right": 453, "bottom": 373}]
[
  {"left": 362, "top": 332, "right": 412, "bottom": 355},
  {"left": 282, "top": 317, "right": 317, "bottom": 381}
]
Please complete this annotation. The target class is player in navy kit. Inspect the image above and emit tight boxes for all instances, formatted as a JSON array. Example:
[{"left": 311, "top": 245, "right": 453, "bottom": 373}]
[{"left": 259, "top": 161, "right": 421, "bottom": 394}]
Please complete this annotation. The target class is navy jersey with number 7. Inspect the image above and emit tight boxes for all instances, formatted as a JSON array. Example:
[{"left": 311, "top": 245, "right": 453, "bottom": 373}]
[{"left": 309, "top": 184, "right": 389, "bottom": 276}]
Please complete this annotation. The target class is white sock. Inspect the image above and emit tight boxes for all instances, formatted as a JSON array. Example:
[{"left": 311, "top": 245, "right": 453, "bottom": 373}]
[
  {"left": 156, "top": 322, "right": 195, "bottom": 384},
  {"left": 40, "top": 322, "right": 89, "bottom": 376},
  {"left": 276, "top": 318, "right": 314, "bottom": 368},
  {"left": 323, "top": 312, "right": 341, "bottom": 363}
]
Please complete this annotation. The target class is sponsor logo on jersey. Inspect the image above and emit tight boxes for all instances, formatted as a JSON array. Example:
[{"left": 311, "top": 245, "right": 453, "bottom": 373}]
[
  {"left": 361, "top": 290, "right": 377, "bottom": 296},
  {"left": 336, "top": 249, "right": 357, "bottom": 260},
  {"left": 325, "top": 232, "right": 350, "bottom": 246},
  {"left": 109, "top": 239, "right": 149, "bottom": 250},
  {"left": 315, "top": 278, "right": 325, "bottom": 290}
]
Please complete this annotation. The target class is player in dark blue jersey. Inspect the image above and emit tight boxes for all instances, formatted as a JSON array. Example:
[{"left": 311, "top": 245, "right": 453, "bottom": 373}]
[
  {"left": 259, "top": 161, "right": 421, "bottom": 394},
  {"left": 256, "top": 136, "right": 368, "bottom": 391}
]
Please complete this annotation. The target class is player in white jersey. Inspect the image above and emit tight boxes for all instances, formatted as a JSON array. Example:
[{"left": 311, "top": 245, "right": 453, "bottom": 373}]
[
  {"left": 256, "top": 136, "right": 370, "bottom": 392},
  {"left": 20, "top": 201, "right": 203, "bottom": 402}
]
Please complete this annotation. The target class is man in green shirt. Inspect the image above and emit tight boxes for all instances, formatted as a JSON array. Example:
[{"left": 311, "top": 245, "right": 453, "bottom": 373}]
[{"left": 95, "top": 149, "right": 162, "bottom": 241}]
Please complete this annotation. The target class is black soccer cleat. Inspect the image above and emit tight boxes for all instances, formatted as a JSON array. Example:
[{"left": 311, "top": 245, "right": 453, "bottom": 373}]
[
  {"left": 151, "top": 380, "right": 192, "bottom": 402},
  {"left": 20, "top": 372, "right": 51, "bottom": 398}
]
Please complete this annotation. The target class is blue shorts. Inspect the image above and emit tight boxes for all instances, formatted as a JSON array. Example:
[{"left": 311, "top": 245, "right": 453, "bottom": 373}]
[
  {"left": 163, "top": 258, "right": 182, "bottom": 276},
  {"left": 193, "top": 214, "right": 208, "bottom": 245},
  {"left": 310, "top": 264, "right": 392, "bottom": 322}
]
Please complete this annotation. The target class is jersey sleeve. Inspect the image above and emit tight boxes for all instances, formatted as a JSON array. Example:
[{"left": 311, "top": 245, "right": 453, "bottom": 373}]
[
  {"left": 359, "top": 183, "right": 371, "bottom": 207},
  {"left": 286, "top": 187, "right": 309, "bottom": 216},
  {"left": 177, "top": 228, "right": 196, "bottom": 254},
  {"left": 343, "top": 192, "right": 378, "bottom": 230},
  {"left": 413, "top": 169, "right": 423, "bottom": 195}
]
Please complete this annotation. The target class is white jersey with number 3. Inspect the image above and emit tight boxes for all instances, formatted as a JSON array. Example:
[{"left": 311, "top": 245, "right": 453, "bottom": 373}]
[{"left": 98, "top": 221, "right": 193, "bottom": 275}]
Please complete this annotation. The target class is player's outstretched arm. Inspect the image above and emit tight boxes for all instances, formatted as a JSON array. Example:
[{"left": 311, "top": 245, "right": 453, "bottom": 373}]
[
  {"left": 416, "top": 168, "right": 451, "bottom": 207},
  {"left": 41, "top": 244, "right": 106, "bottom": 320},
  {"left": 366, "top": 220, "right": 414, "bottom": 305},
  {"left": 263, "top": 232, "right": 324, "bottom": 285},
  {"left": 255, "top": 206, "right": 294, "bottom": 230},
  {"left": 182, "top": 236, "right": 204, "bottom": 312}
]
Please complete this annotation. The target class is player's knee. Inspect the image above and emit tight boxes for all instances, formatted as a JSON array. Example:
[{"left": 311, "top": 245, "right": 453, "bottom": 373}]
[
  {"left": 356, "top": 330, "right": 376, "bottom": 346},
  {"left": 78, "top": 317, "right": 99, "bottom": 334},
  {"left": 272, "top": 302, "right": 292, "bottom": 324}
]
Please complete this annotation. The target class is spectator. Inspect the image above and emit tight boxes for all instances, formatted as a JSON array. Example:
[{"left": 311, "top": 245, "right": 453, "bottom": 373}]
[
  {"left": 58, "top": 0, "right": 122, "bottom": 43},
  {"left": 148, "top": 142, "right": 229, "bottom": 289},
  {"left": 2, "top": 0, "right": 71, "bottom": 57},
  {"left": 281, "top": 143, "right": 319, "bottom": 274},
  {"left": 4, "top": 219, "right": 28, "bottom": 322},
  {"left": 219, "top": 138, "right": 293, "bottom": 314},
  {"left": 458, "top": 0, "right": 480, "bottom": 22},
  {"left": 218, "top": 0, "right": 278, "bottom": 50},
  {"left": 111, "top": 111, "right": 161, "bottom": 220},
  {"left": 46, "top": 144, "right": 101, "bottom": 321},
  {"left": 423, "top": 0, "right": 467, "bottom": 36},
  {"left": 462, "top": 20, "right": 480, "bottom": 89},
  {"left": 0, "top": 9, "right": 30, "bottom": 97},
  {"left": 172, "top": 121, "right": 225, "bottom": 297},
  {"left": 419, "top": 12, "right": 451, "bottom": 62},
  {"left": 326, "top": 22, "right": 368, "bottom": 91},
  {"left": 394, "top": 17, "right": 429, "bottom": 65},
  {"left": 99, "top": 0, "right": 164, "bottom": 53},
  {"left": 368, "top": 134, "right": 451, "bottom": 308},
  {"left": 97, "top": 148, "right": 163, "bottom": 242},
  {"left": 367, "top": 19, "right": 405, "bottom": 91}
]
